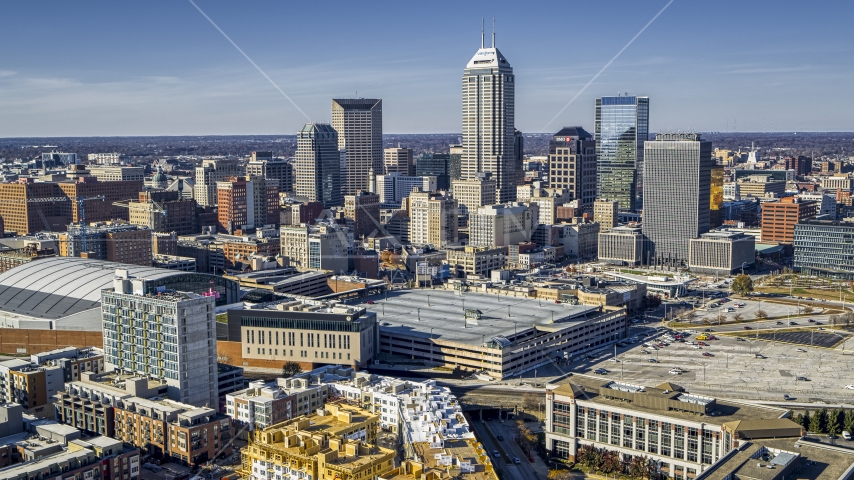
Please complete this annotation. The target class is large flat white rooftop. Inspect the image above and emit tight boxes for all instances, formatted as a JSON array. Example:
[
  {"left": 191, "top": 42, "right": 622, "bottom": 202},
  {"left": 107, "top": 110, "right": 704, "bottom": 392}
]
[{"left": 356, "top": 289, "right": 599, "bottom": 345}]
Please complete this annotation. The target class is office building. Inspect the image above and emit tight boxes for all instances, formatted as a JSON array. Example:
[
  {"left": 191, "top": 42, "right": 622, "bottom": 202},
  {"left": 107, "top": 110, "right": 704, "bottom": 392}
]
[
  {"left": 462, "top": 31, "right": 516, "bottom": 203},
  {"left": 451, "top": 174, "right": 497, "bottom": 216},
  {"left": 449, "top": 144, "right": 463, "bottom": 182},
  {"left": 595, "top": 95, "right": 649, "bottom": 211},
  {"left": 221, "top": 237, "right": 280, "bottom": 270},
  {"left": 545, "top": 377, "right": 798, "bottom": 475},
  {"left": 736, "top": 175, "right": 787, "bottom": 198},
  {"left": 280, "top": 222, "right": 350, "bottom": 273},
  {"left": 0, "top": 178, "right": 143, "bottom": 235},
  {"left": 514, "top": 128, "right": 525, "bottom": 185},
  {"left": 128, "top": 191, "right": 196, "bottom": 235},
  {"left": 87, "top": 152, "right": 124, "bottom": 165},
  {"left": 382, "top": 147, "right": 413, "bottom": 175},
  {"left": 238, "top": 404, "right": 395, "bottom": 480},
  {"left": 799, "top": 192, "right": 837, "bottom": 219},
  {"left": 785, "top": 155, "right": 813, "bottom": 176},
  {"left": 374, "top": 173, "right": 436, "bottom": 208},
  {"left": 294, "top": 123, "right": 342, "bottom": 207},
  {"left": 102, "top": 271, "right": 219, "bottom": 407},
  {"left": 152, "top": 254, "right": 196, "bottom": 271},
  {"left": 408, "top": 189, "right": 458, "bottom": 247},
  {"left": 445, "top": 246, "right": 506, "bottom": 277},
  {"left": 468, "top": 203, "right": 533, "bottom": 247},
  {"left": 246, "top": 152, "right": 294, "bottom": 196},
  {"left": 643, "top": 133, "right": 712, "bottom": 265},
  {"left": 593, "top": 199, "right": 619, "bottom": 233},
  {"left": 216, "top": 176, "right": 279, "bottom": 233},
  {"left": 222, "top": 300, "right": 378, "bottom": 369},
  {"left": 761, "top": 197, "right": 818, "bottom": 244},
  {"left": 821, "top": 175, "right": 853, "bottom": 194},
  {"left": 688, "top": 230, "right": 755, "bottom": 275},
  {"left": 332, "top": 98, "right": 383, "bottom": 196},
  {"left": 710, "top": 165, "right": 724, "bottom": 229},
  {"left": 87, "top": 165, "right": 145, "bottom": 182},
  {"left": 344, "top": 190, "right": 381, "bottom": 239},
  {"left": 548, "top": 126, "right": 597, "bottom": 207},
  {"left": 598, "top": 225, "right": 646, "bottom": 266},
  {"left": 534, "top": 219, "right": 599, "bottom": 260},
  {"left": 794, "top": 219, "right": 854, "bottom": 279},
  {"left": 194, "top": 158, "right": 243, "bottom": 207},
  {"left": 41, "top": 151, "right": 78, "bottom": 167},
  {"left": 529, "top": 187, "right": 571, "bottom": 225},
  {"left": 59, "top": 222, "right": 152, "bottom": 266},
  {"left": 415, "top": 152, "right": 452, "bottom": 190}
]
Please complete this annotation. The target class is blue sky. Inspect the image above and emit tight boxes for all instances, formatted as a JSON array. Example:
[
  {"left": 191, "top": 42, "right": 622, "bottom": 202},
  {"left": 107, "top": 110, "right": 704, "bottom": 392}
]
[{"left": 1, "top": 0, "right": 852, "bottom": 136}]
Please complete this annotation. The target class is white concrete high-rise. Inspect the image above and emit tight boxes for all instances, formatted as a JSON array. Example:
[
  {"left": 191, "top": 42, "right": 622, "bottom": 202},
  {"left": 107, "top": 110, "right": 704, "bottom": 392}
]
[
  {"left": 332, "top": 99, "right": 383, "bottom": 196},
  {"left": 462, "top": 26, "right": 516, "bottom": 203}
]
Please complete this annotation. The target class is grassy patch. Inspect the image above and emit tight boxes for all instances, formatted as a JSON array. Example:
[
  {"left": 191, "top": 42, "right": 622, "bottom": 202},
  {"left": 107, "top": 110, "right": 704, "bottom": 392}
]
[{"left": 619, "top": 269, "right": 647, "bottom": 276}]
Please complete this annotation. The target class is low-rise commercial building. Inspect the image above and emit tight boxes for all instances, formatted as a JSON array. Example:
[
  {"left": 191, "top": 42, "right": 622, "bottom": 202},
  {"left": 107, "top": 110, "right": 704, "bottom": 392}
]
[
  {"left": 598, "top": 225, "right": 646, "bottom": 266},
  {"left": 444, "top": 246, "right": 506, "bottom": 278},
  {"left": 222, "top": 300, "right": 378, "bottom": 369},
  {"left": 794, "top": 219, "right": 854, "bottom": 279},
  {"left": 688, "top": 230, "right": 755, "bottom": 275},
  {"left": 545, "top": 376, "right": 797, "bottom": 477}
]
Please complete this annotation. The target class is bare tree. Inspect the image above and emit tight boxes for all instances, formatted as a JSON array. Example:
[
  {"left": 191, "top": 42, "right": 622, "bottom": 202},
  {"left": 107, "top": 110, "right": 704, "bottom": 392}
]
[
  {"left": 755, "top": 309, "right": 768, "bottom": 319},
  {"left": 713, "top": 313, "right": 728, "bottom": 325},
  {"left": 733, "top": 313, "right": 744, "bottom": 322}
]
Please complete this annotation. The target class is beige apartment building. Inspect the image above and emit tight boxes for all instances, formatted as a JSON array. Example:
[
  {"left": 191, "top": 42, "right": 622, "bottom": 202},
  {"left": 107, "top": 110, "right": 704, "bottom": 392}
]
[
  {"left": 382, "top": 147, "right": 413, "bottom": 175},
  {"left": 408, "top": 189, "right": 458, "bottom": 247},
  {"left": 593, "top": 199, "right": 619, "bottom": 233},
  {"left": 451, "top": 175, "right": 497, "bottom": 216}
]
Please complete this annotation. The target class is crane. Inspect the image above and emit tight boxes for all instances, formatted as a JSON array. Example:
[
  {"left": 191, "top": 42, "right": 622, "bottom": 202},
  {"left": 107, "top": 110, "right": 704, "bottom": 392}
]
[{"left": 72, "top": 196, "right": 106, "bottom": 252}]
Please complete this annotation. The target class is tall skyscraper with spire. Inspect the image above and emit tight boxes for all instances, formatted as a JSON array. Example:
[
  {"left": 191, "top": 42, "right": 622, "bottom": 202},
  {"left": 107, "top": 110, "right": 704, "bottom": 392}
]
[{"left": 461, "top": 21, "right": 516, "bottom": 203}]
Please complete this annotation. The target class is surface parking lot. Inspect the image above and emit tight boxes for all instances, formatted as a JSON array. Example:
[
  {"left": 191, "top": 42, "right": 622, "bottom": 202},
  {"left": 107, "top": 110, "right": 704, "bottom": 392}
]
[
  {"left": 755, "top": 330, "right": 850, "bottom": 349},
  {"left": 676, "top": 297, "right": 836, "bottom": 325},
  {"left": 565, "top": 325, "right": 854, "bottom": 403}
]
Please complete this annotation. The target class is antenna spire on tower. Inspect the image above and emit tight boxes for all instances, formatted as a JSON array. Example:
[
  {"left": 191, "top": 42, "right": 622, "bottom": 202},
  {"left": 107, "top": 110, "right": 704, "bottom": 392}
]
[
  {"left": 481, "top": 18, "right": 484, "bottom": 48},
  {"left": 492, "top": 17, "right": 495, "bottom": 47}
]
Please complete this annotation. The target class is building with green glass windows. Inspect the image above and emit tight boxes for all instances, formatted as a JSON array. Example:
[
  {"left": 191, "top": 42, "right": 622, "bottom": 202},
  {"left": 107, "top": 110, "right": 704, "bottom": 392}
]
[{"left": 595, "top": 95, "right": 649, "bottom": 212}]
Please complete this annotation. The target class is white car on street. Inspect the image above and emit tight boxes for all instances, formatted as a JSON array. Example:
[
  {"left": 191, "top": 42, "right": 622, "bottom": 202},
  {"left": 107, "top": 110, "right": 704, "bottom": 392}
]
[
  {"left": 669, "top": 369, "right": 683, "bottom": 375},
  {"left": 845, "top": 385, "right": 854, "bottom": 390}
]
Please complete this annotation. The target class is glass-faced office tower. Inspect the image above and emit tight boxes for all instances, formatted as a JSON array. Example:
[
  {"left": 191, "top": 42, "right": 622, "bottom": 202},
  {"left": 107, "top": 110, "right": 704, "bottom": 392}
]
[
  {"left": 595, "top": 95, "right": 649, "bottom": 212},
  {"left": 462, "top": 30, "right": 516, "bottom": 203}
]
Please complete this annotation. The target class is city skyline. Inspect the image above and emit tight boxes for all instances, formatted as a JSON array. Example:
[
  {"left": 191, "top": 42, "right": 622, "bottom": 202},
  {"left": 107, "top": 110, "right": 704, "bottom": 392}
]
[{"left": 1, "top": 1, "right": 853, "bottom": 137}]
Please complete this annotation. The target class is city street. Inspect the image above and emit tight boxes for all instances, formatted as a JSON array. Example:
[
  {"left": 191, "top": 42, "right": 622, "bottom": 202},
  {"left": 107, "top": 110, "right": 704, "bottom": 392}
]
[{"left": 470, "top": 418, "right": 546, "bottom": 480}]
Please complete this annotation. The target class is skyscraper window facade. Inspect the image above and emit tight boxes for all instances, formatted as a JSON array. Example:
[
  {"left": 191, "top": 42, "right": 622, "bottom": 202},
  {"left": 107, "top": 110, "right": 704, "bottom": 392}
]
[
  {"left": 595, "top": 95, "right": 649, "bottom": 212},
  {"left": 462, "top": 33, "right": 516, "bottom": 203},
  {"left": 642, "top": 133, "right": 712, "bottom": 265},
  {"left": 293, "top": 123, "right": 341, "bottom": 207},
  {"left": 332, "top": 99, "right": 383, "bottom": 196}
]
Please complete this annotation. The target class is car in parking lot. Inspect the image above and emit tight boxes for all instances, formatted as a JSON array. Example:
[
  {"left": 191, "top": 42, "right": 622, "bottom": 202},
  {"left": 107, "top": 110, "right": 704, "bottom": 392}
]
[
  {"left": 697, "top": 341, "right": 708, "bottom": 346},
  {"left": 702, "top": 352, "right": 713, "bottom": 357},
  {"left": 736, "top": 337, "right": 746, "bottom": 342},
  {"left": 669, "top": 368, "right": 683, "bottom": 375},
  {"left": 783, "top": 394, "right": 792, "bottom": 400},
  {"left": 845, "top": 385, "right": 854, "bottom": 390},
  {"left": 594, "top": 368, "right": 608, "bottom": 375},
  {"left": 797, "top": 348, "right": 806, "bottom": 352},
  {"left": 797, "top": 376, "right": 810, "bottom": 381},
  {"left": 648, "top": 358, "right": 659, "bottom": 363}
]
